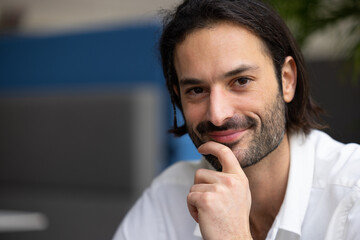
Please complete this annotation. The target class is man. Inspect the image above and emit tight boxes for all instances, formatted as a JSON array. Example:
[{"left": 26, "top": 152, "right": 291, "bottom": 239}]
[{"left": 113, "top": 0, "right": 360, "bottom": 239}]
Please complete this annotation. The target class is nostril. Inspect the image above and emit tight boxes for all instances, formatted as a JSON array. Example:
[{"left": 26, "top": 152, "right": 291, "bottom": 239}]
[{"left": 206, "top": 86, "right": 235, "bottom": 126}]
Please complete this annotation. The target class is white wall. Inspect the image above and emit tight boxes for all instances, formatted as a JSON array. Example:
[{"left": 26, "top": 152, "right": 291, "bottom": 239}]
[
  {"left": 0, "top": 0, "right": 354, "bottom": 59},
  {"left": 0, "top": 0, "right": 179, "bottom": 33}
]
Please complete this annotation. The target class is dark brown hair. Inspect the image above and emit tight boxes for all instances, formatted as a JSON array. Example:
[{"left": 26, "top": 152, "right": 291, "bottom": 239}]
[{"left": 159, "top": 0, "right": 325, "bottom": 136}]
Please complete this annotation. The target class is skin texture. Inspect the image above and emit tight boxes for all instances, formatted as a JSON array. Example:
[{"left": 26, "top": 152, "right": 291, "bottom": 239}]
[{"left": 173, "top": 22, "right": 297, "bottom": 239}]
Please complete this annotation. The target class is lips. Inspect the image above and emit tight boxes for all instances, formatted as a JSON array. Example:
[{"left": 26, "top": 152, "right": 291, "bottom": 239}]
[{"left": 207, "top": 129, "right": 247, "bottom": 144}]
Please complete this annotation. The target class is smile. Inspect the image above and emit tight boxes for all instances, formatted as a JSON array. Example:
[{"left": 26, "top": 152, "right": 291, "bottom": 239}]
[{"left": 207, "top": 128, "right": 248, "bottom": 144}]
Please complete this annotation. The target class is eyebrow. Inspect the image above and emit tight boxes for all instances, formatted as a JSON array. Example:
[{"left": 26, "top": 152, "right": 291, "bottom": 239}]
[
  {"left": 179, "top": 64, "right": 259, "bottom": 86},
  {"left": 223, "top": 64, "right": 259, "bottom": 78},
  {"left": 179, "top": 78, "right": 203, "bottom": 86}
]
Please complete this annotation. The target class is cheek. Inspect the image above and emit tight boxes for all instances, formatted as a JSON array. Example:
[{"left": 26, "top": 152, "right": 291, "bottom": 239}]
[
  {"left": 182, "top": 102, "right": 207, "bottom": 127},
  {"left": 234, "top": 95, "right": 263, "bottom": 113},
  {"left": 231, "top": 95, "right": 270, "bottom": 124},
  {"left": 246, "top": 84, "right": 278, "bottom": 109}
]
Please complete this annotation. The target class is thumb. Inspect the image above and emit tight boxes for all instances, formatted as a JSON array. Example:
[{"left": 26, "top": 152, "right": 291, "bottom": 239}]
[{"left": 198, "top": 141, "right": 244, "bottom": 175}]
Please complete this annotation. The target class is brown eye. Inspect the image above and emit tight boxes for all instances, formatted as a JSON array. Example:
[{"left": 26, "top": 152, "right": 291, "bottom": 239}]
[
  {"left": 193, "top": 87, "right": 203, "bottom": 94},
  {"left": 235, "top": 77, "right": 250, "bottom": 86},
  {"left": 186, "top": 87, "right": 204, "bottom": 95}
]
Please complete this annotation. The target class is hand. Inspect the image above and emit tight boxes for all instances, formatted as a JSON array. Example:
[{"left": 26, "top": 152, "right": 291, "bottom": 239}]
[{"left": 187, "top": 141, "right": 252, "bottom": 240}]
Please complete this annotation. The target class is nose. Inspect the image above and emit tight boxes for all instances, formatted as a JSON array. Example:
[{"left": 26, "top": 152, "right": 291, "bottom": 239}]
[{"left": 207, "top": 87, "right": 234, "bottom": 126}]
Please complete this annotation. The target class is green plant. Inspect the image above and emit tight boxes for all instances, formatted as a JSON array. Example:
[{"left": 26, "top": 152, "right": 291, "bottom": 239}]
[{"left": 266, "top": 0, "right": 360, "bottom": 84}]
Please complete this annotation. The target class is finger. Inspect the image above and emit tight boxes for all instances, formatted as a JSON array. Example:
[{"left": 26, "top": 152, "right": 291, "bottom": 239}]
[
  {"left": 187, "top": 192, "right": 200, "bottom": 222},
  {"left": 193, "top": 168, "right": 222, "bottom": 184},
  {"left": 190, "top": 183, "right": 219, "bottom": 193},
  {"left": 198, "top": 141, "right": 244, "bottom": 175}
]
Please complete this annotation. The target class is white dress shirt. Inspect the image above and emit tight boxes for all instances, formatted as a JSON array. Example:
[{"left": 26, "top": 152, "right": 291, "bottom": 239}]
[{"left": 113, "top": 130, "right": 360, "bottom": 240}]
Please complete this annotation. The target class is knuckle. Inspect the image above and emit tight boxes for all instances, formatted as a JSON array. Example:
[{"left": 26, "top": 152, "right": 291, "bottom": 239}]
[
  {"left": 240, "top": 175, "right": 250, "bottom": 187},
  {"left": 200, "top": 192, "right": 213, "bottom": 207},
  {"left": 194, "top": 169, "right": 205, "bottom": 178},
  {"left": 220, "top": 146, "right": 231, "bottom": 155},
  {"left": 223, "top": 175, "right": 237, "bottom": 187},
  {"left": 220, "top": 146, "right": 229, "bottom": 152},
  {"left": 212, "top": 183, "right": 222, "bottom": 193},
  {"left": 189, "top": 184, "right": 197, "bottom": 193},
  {"left": 187, "top": 192, "right": 193, "bottom": 201},
  {"left": 187, "top": 191, "right": 198, "bottom": 203}
]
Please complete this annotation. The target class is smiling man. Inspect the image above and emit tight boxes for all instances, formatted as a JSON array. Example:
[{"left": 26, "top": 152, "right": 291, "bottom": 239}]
[
  {"left": 175, "top": 23, "right": 290, "bottom": 172},
  {"left": 113, "top": 0, "right": 360, "bottom": 240}
]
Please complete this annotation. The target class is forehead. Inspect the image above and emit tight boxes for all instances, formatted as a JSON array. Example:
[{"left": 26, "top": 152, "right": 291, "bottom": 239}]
[{"left": 173, "top": 22, "right": 273, "bottom": 81}]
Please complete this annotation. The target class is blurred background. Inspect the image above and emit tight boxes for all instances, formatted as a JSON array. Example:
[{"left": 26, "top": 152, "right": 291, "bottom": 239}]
[{"left": 0, "top": 0, "right": 359, "bottom": 239}]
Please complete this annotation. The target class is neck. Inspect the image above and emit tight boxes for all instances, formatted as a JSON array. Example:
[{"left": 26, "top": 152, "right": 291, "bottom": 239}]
[{"left": 244, "top": 133, "right": 291, "bottom": 238}]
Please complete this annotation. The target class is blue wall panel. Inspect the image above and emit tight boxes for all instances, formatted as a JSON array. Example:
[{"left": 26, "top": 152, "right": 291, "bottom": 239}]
[
  {"left": 0, "top": 23, "right": 201, "bottom": 165},
  {"left": 0, "top": 24, "right": 163, "bottom": 91}
]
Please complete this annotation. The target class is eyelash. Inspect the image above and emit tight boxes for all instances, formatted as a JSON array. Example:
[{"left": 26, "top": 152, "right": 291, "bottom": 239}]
[
  {"left": 184, "top": 77, "right": 252, "bottom": 96},
  {"left": 233, "top": 77, "right": 251, "bottom": 87},
  {"left": 185, "top": 86, "right": 205, "bottom": 95}
]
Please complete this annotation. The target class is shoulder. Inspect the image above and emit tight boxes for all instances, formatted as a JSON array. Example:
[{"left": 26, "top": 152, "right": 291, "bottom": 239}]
[
  {"left": 308, "top": 130, "right": 359, "bottom": 159},
  {"left": 113, "top": 160, "right": 207, "bottom": 240},
  {"left": 305, "top": 130, "right": 360, "bottom": 188},
  {"left": 292, "top": 131, "right": 360, "bottom": 239}
]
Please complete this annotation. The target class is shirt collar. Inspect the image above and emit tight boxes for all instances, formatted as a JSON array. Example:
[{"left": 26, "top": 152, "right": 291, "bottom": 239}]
[
  {"left": 193, "top": 131, "right": 315, "bottom": 239},
  {"left": 274, "top": 131, "right": 315, "bottom": 239}
]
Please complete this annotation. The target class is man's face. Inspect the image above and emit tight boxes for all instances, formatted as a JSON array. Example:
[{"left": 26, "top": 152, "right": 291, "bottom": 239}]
[{"left": 173, "top": 22, "right": 288, "bottom": 170}]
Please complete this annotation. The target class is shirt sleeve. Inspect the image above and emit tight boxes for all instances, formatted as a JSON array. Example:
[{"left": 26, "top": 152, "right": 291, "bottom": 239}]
[
  {"left": 112, "top": 186, "right": 163, "bottom": 240},
  {"left": 343, "top": 180, "right": 360, "bottom": 240},
  {"left": 325, "top": 178, "right": 360, "bottom": 240},
  {"left": 111, "top": 160, "right": 202, "bottom": 240}
]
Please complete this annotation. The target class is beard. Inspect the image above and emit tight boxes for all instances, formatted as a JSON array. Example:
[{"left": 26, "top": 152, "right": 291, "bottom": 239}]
[{"left": 187, "top": 92, "right": 286, "bottom": 171}]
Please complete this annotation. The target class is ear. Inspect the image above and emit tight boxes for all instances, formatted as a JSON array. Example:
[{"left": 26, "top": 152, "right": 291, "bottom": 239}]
[{"left": 281, "top": 56, "right": 297, "bottom": 103}]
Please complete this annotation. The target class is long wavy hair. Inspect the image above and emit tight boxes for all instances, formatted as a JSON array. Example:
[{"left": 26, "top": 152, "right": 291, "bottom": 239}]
[{"left": 159, "top": 0, "right": 326, "bottom": 136}]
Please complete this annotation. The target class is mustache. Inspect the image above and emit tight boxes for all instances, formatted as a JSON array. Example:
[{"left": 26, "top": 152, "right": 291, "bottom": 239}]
[{"left": 196, "top": 115, "right": 256, "bottom": 135}]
